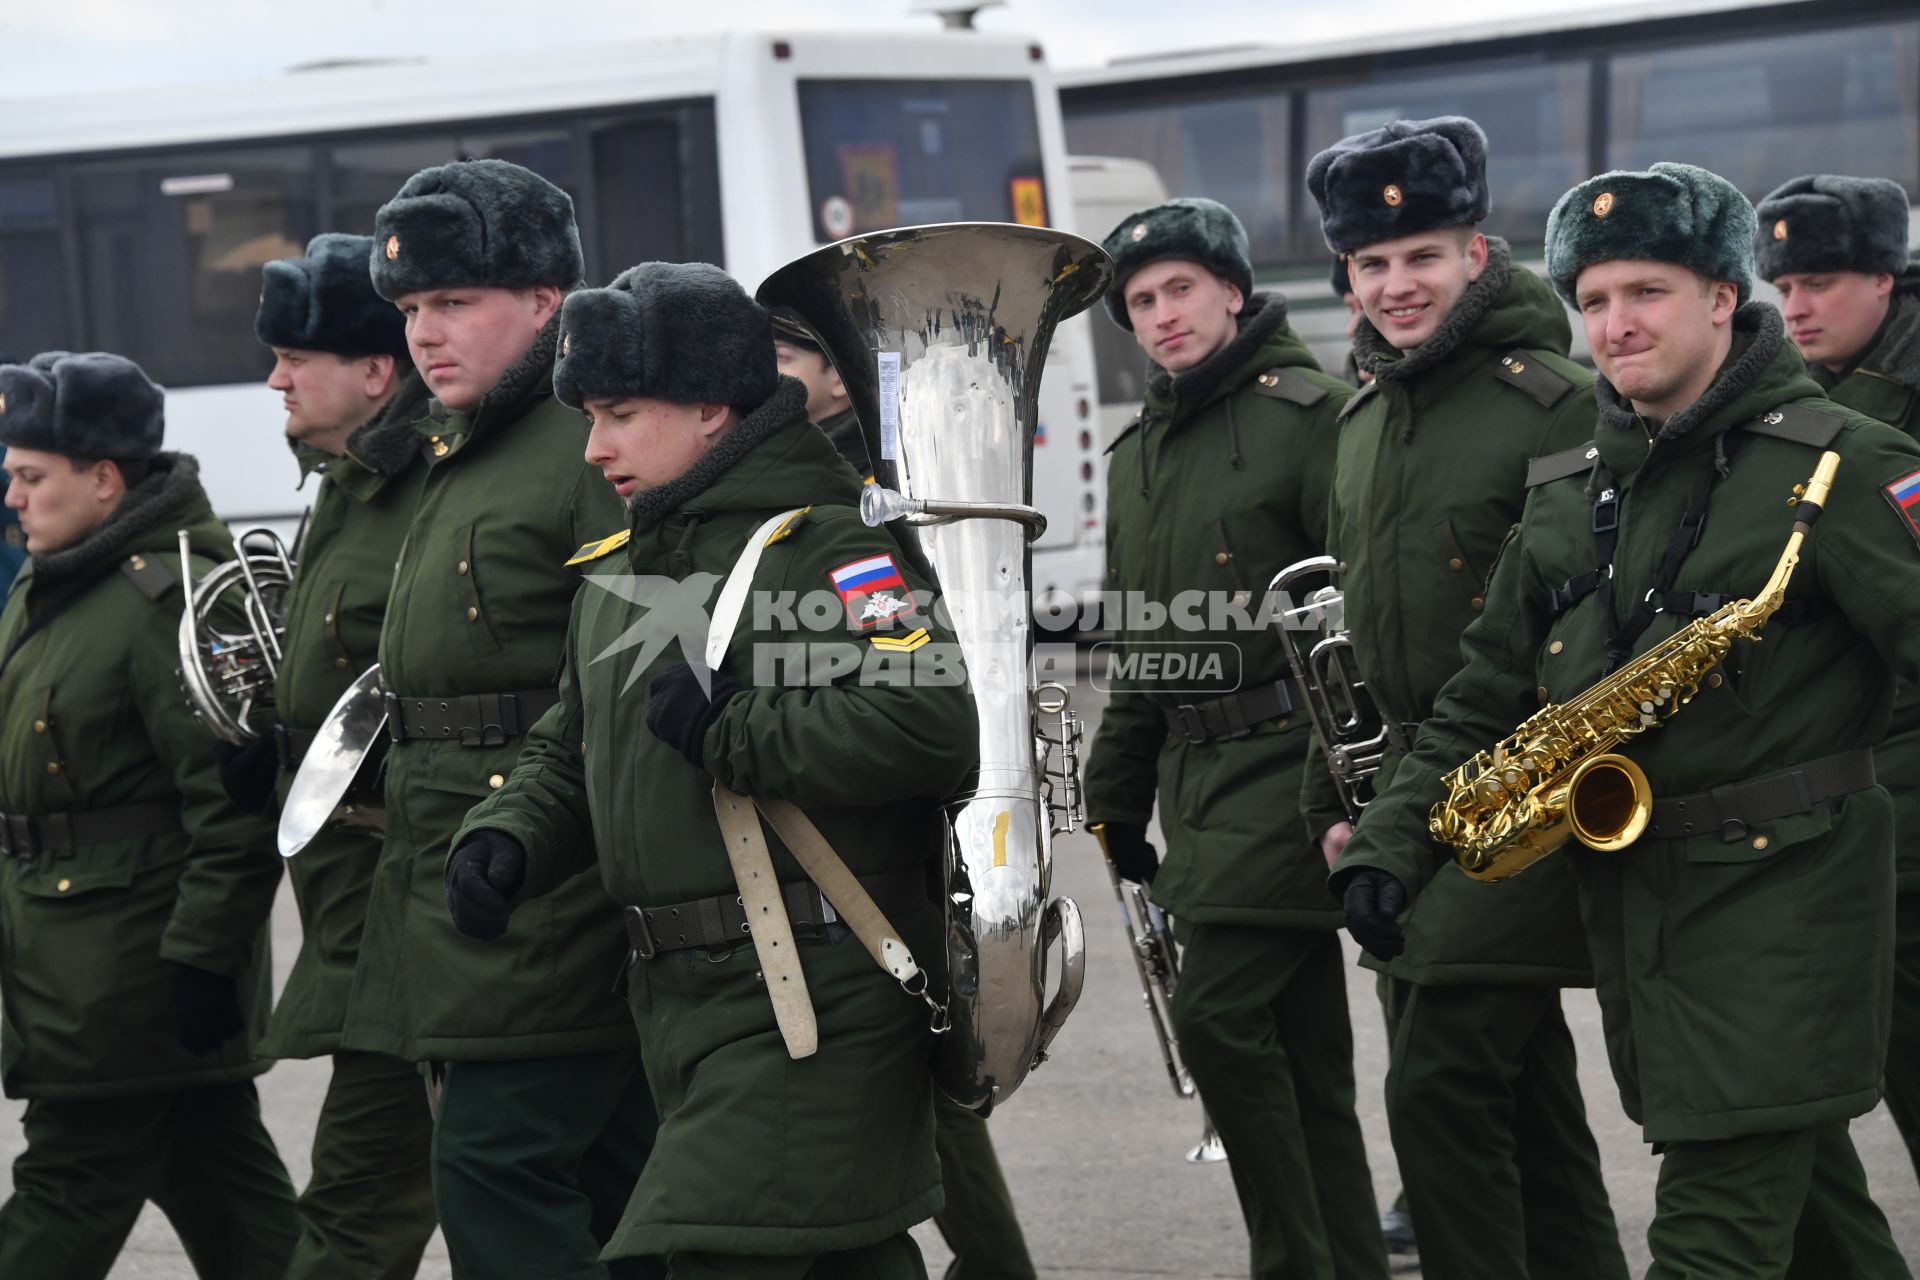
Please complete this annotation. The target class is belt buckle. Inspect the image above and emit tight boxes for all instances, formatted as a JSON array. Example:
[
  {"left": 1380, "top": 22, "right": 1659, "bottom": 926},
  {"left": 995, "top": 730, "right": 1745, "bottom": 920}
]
[
  {"left": 623, "top": 905, "right": 657, "bottom": 961},
  {"left": 382, "top": 692, "right": 405, "bottom": 743},
  {"left": 1171, "top": 704, "right": 1207, "bottom": 745}
]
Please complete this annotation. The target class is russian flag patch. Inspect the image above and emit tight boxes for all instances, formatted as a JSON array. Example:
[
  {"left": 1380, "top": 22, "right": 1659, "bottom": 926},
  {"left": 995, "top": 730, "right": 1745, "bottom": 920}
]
[
  {"left": 829, "top": 553, "right": 917, "bottom": 629},
  {"left": 1885, "top": 469, "right": 1920, "bottom": 549}
]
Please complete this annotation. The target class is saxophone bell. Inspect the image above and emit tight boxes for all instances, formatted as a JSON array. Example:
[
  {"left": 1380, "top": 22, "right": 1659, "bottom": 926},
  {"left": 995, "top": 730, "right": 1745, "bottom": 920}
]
[{"left": 1453, "top": 751, "right": 1652, "bottom": 882}]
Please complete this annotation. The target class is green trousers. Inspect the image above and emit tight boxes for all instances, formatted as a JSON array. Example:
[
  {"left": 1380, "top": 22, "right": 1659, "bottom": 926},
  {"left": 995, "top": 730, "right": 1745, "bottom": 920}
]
[
  {"left": 286, "top": 1049, "right": 438, "bottom": 1280},
  {"left": 0, "top": 1081, "right": 298, "bottom": 1280},
  {"left": 1382, "top": 978, "right": 1626, "bottom": 1280},
  {"left": 664, "top": 1232, "right": 928, "bottom": 1278},
  {"left": 433, "top": 1049, "right": 657, "bottom": 1280},
  {"left": 1649, "top": 1121, "right": 1907, "bottom": 1279},
  {"left": 931, "top": 1092, "right": 1037, "bottom": 1280},
  {"left": 1172, "top": 923, "right": 1390, "bottom": 1280},
  {"left": 1881, "top": 889, "right": 1920, "bottom": 1190}
]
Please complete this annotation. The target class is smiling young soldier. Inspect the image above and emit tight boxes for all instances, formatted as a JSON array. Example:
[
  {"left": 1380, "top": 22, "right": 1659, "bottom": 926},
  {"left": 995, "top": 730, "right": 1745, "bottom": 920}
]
[
  {"left": 346, "top": 160, "right": 652, "bottom": 1280},
  {"left": 216, "top": 232, "right": 439, "bottom": 1279},
  {"left": 1303, "top": 117, "right": 1625, "bottom": 1280},
  {"left": 1336, "top": 160, "right": 1920, "bottom": 1278},
  {"left": 0, "top": 353, "right": 297, "bottom": 1278},
  {"left": 1757, "top": 175, "right": 1920, "bottom": 1191},
  {"left": 446, "top": 261, "right": 977, "bottom": 1280},
  {"left": 1080, "top": 198, "right": 1389, "bottom": 1280}
]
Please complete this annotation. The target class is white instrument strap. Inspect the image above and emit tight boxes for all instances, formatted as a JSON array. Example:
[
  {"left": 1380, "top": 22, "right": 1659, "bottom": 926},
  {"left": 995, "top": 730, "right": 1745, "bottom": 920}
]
[
  {"left": 754, "top": 795, "right": 923, "bottom": 988},
  {"left": 713, "top": 784, "right": 818, "bottom": 1060},
  {"left": 704, "top": 507, "right": 806, "bottom": 671}
]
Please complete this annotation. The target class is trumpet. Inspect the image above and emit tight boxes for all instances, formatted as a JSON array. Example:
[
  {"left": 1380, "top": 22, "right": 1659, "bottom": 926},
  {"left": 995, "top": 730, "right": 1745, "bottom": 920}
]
[
  {"left": 177, "top": 527, "right": 294, "bottom": 745},
  {"left": 1091, "top": 823, "right": 1227, "bottom": 1165}
]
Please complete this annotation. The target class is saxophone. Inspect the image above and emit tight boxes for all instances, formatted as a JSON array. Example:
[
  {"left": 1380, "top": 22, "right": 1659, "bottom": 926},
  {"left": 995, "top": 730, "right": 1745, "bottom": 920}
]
[{"left": 1431, "top": 449, "right": 1841, "bottom": 883}]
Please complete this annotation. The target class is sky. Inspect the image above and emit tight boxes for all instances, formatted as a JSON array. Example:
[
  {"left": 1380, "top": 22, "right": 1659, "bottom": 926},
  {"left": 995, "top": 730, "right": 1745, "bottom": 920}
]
[{"left": 0, "top": 0, "right": 1600, "bottom": 98}]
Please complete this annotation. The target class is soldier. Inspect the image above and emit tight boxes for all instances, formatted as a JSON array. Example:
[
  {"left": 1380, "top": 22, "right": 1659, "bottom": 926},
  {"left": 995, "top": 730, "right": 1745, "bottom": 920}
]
[
  {"left": 1302, "top": 117, "right": 1626, "bottom": 1280},
  {"left": 773, "top": 313, "right": 1038, "bottom": 1280},
  {"left": 0, "top": 458, "right": 23, "bottom": 591},
  {"left": 209, "top": 232, "right": 439, "bottom": 1277},
  {"left": 1336, "top": 159, "right": 1920, "bottom": 1278},
  {"left": 1081, "top": 197, "right": 1389, "bottom": 1280},
  {"left": 447, "top": 261, "right": 977, "bottom": 1277},
  {"left": 0, "top": 352, "right": 297, "bottom": 1277},
  {"left": 1328, "top": 255, "right": 1369, "bottom": 387},
  {"left": 1758, "top": 174, "right": 1920, "bottom": 1189},
  {"left": 347, "top": 160, "right": 653, "bottom": 1279}
]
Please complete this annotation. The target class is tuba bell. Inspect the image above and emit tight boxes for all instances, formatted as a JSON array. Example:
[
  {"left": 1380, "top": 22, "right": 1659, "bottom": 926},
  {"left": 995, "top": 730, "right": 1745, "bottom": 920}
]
[
  {"left": 758, "top": 222, "right": 1109, "bottom": 1114},
  {"left": 177, "top": 527, "right": 294, "bottom": 745}
]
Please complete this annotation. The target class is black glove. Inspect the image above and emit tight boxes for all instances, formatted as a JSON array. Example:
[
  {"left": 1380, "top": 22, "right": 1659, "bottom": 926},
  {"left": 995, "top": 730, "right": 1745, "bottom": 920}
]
[
  {"left": 445, "top": 829, "right": 528, "bottom": 941},
  {"left": 1342, "top": 868, "right": 1408, "bottom": 961},
  {"left": 1101, "top": 822, "right": 1160, "bottom": 885},
  {"left": 173, "top": 963, "right": 246, "bottom": 1056},
  {"left": 645, "top": 663, "right": 742, "bottom": 769},
  {"left": 211, "top": 735, "right": 279, "bottom": 813}
]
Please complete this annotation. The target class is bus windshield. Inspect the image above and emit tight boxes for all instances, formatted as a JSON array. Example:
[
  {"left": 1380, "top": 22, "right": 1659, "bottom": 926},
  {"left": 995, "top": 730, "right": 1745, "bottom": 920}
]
[{"left": 797, "top": 78, "right": 1049, "bottom": 240}]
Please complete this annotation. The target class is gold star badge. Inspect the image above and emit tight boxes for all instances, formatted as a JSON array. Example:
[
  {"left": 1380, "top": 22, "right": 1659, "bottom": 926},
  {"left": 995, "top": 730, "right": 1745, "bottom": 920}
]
[
  {"left": 385, "top": 235, "right": 400, "bottom": 261},
  {"left": 1773, "top": 219, "right": 1789, "bottom": 242},
  {"left": 1382, "top": 184, "right": 1403, "bottom": 207},
  {"left": 1592, "top": 192, "right": 1615, "bottom": 218},
  {"left": 1129, "top": 222, "right": 1148, "bottom": 242}
]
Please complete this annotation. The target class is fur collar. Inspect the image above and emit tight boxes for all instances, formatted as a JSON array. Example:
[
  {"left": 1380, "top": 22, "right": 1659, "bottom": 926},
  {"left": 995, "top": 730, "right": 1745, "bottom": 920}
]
[
  {"left": 626, "top": 378, "right": 811, "bottom": 529},
  {"left": 31, "top": 453, "right": 206, "bottom": 585},
  {"left": 1353, "top": 236, "right": 1513, "bottom": 383},
  {"left": 1146, "top": 292, "right": 1289, "bottom": 409},
  {"left": 346, "top": 369, "right": 432, "bottom": 475},
  {"left": 1595, "top": 303, "right": 1786, "bottom": 444},
  {"left": 1857, "top": 266, "right": 1920, "bottom": 394}
]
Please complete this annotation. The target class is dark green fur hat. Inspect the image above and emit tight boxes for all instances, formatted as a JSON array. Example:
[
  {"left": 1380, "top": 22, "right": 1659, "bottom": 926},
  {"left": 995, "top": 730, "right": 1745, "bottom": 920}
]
[
  {"left": 1306, "top": 116, "right": 1490, "bottom": 255},
  {"left": 369, "top": 159, "right": 584, "bottom": 301},
  {"left": 554, "top": 262, "right": 779, "bottom": 411},
  {"left": 0, "top": 352, "right": 164, "bottom": 459},
  {"left": 1100, "top": 198, "right": 1253, "bottom": 330},
  {"left": 257, "top": 233, "right": 410, "bottom": 358},
  {"left": 1546, "top": 163, "right": 1756, "bottom": 307},
  {"left": 1754, "top": 175, "right": 1912, "bottom": 281}
]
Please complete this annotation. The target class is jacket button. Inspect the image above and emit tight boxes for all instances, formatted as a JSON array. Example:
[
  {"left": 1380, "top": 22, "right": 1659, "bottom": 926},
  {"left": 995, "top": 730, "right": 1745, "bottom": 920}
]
[
  {"left": 1470, "top": 597, "right": 1485, "bottom": 611},
  {"left": 1214, "top": 552, "right": 1229, "bottom": 566},
  {"left": 1448, "top": 558, "right": 1463, "bottom": 571},
  {"left": 430, "top": 436, "right": 449, "bottom": 457},
  {"left": 466, "top": 607, "right": 479, "bottom": 622},
  {"left": 1751, "top": 835, "right": 1769, "bottom": 851},
  {"left": 55, "top": 878, "right": 70, "bottom": 893},
  {"left": 323, "top": 612, "right": 335, "bottom": 625},
  {"left": 1537, "top": 686, "right": 1549, "bottom": 701},
  {"left": 1548, "top": 641, "right": 1563, "bottom": 655},
  {"left": 458, "top": 560, "right": 470, "bottom": 575},
  {"left": 32, "top": 720, "right": 45, "bottom": 733},
  {"left": 489, "top": 773, "right": 505, "bottom": 789},
  {"left": 334, "top": 657, "right": 350, "bottom": 670},
  {"left": 46, "top": 762, "right": 60, "bottom": 775},
  {"left": 1707, "top": 673, "right": 1724, "bottom": 688}
]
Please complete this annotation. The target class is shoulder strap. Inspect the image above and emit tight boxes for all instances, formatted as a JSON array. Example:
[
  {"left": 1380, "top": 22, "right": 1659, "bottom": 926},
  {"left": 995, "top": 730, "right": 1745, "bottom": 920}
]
[
  {"left": 1493, "top": 351, "right": 1576, "bottom": 409},
  {"left": 1526, "top": 442, "right": 1600, "bottom": 489},
  {"left": 119, "top": 551, "right": 179, "bottom": 601},
  {"left": 1745, "top": 403, "right": 1847, "bottom": 448},
  {"left": 1103, "top": 411, "right": 1144, "bottom": 456},
  {"left": 565, "top": 528, "right": 631, "bottom": 567},
  {"left": 1249, "top": 366, "right": 1330, "bottom": 408},
  {"left": 1335, "top": 378, "right": 1381, "bottom": 423}
]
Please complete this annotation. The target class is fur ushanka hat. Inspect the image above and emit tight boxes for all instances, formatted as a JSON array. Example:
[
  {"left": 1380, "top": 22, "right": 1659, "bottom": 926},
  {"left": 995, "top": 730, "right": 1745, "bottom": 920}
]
[
  {"left": 1754, "top": 175, "right": 1913, "bottom": 282},
  {"left": 369, "top": 159, "right": 584, "bottom": 300},
  {"left": 554, "top": 262, "right": 779, "bottom": 411},
  {"left": 1307, "top": 117, "right": 1490, "bottom": 256},
  {"left": 257, "top": 233, "right": 410, "bottom": 358},
  {"left": 1546, "top": 162, "right": 1757, "bottom": 307},
  {"left": 0, "top": 352, "right": 165, "bottom": 460}
]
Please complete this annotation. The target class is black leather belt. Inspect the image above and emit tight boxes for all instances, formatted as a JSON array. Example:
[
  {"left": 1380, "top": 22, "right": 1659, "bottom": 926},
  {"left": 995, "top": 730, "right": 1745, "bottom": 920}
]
[
  {"left": 625, "top": 867, "right": 926, "bottom": 960},
  {"left": 1158, "top": 679, "right": 1299, "bottom": 745},
  {"left": 383, "top": 688, "right": 558, "bottom": 748},
  {"left": 1648, "top": 748, "right": 1876, "bottom": 842},
  {"left": 273, "top": 724, "right": 318, "bottom": 772},
  {"left": 0, "top": 801, "right": 178, "bottom": 859}
]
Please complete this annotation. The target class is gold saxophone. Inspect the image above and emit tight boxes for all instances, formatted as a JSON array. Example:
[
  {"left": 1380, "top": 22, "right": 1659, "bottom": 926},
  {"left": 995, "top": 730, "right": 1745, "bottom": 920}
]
[{"left": 1430, "top": 449, "right": 1842, "bottom": 883}]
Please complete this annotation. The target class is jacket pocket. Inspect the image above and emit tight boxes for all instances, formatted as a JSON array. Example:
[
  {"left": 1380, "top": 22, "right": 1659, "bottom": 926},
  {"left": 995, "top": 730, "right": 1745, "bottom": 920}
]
[
  {"left": 1682, "top": 797, "right": 1832, "bottom": 865},
  {"left": 1434, "top": 518, "right": 1485, "bottom": 613},
  {"left": 456, "top": 524, "right": 502, "bottom": 659}
]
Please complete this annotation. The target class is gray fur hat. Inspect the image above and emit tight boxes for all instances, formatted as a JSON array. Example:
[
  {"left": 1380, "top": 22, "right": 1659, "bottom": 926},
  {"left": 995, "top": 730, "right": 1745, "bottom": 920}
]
[
  {"left": 553, "top": 262, "right": 780, "bottom": 411},
  {"left": 0, "top": 352, "right": 164, "bottom": 459},
  {"left": 1100, "top": 198, "right": 1254, "bottom": 330},
  {"left": 1754, "top": 175, "right": 1913, "bottom": 281},
  {"left": 1306, "top": 116, "right": 1490, "bottom": 255},
  {"left": 257, "top": 233, "right": 410, "bottom": 358},
  {"left": 369, "top": 159, "right": 584, "bottom": 301},
  {"left": 1546, "top": 162, "right": 1757, "bottom": 307}
]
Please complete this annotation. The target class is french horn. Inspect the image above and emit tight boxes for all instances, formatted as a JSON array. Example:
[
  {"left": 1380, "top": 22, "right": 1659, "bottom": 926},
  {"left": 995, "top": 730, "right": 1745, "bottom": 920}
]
[{"left": 177, "top": 527, "right": 293, "bottom": 745}]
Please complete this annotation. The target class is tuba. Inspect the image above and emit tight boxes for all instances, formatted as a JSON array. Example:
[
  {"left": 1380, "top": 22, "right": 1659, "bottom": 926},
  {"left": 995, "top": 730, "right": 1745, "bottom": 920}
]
[
  {"left": 177, "top": 527, "right": 294, "bottom": 745},
  {"left": 758, "top": 222, "right": 1107, "bottom": 1114},
  {"left": 1271, "top": 556, "right": 1397, "bottom": 824}
]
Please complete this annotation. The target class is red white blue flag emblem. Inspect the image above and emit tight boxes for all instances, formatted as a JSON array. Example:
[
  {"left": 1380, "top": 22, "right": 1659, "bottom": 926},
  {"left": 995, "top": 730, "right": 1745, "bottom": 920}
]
[
  {"left": 1884, "top": 469, "right": 1920, "bottom": 549},
  {"left": 829, "top": 553, "right": 916, "bottom": 628}
]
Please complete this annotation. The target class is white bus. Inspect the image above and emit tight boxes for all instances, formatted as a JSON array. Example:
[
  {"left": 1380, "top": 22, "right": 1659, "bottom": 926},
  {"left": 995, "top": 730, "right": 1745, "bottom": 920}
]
[{"left": 0, "top": 28, "right": 1108, "bottom": 607}]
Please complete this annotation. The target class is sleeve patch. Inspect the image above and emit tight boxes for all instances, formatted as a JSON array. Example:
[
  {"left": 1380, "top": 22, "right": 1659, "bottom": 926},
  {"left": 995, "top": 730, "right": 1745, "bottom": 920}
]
[
  {"left": 828, "top": 553, "right": 917, "bottom": 629},
  {"left": 1883, "top": 469, "right": 1920, "bottom": 550},
  {"left": 869, "top": 626, "right": 930, "bottom": 653}
]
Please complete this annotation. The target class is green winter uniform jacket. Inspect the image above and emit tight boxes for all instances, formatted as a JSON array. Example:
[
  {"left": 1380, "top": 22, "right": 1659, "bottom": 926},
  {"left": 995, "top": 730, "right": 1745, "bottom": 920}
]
[
  {"left": 458, "top": 379, "right": 975, "bottom": 1258},
  {"left": 340, "top": 321, "right": 636, "bottom": 1062},
  {"left": 0, "top": 455, "right": 280, "bottom": 1099},
  {"left": 1317, "top": 241, "right": 1597, "bottom": 987},
  {"left": 260, "top": 375, "right": 430, "bottom": 1059},
  {"left": 1082, "top": 295, "right": 1350, "bottom": 927},
  {"left": 1814, "top": 268, "right": 1920, "bottom": 888},
  {"left": 1337, "top": 304, "right": 1920, "bottom": 1142}
]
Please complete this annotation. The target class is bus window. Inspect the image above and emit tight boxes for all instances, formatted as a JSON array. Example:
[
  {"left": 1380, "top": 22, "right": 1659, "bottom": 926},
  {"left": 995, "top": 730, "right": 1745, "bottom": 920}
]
[
  {"left": 1065, "top": 94, "right": 1291, "bottom": 268},
  {"left": 797, "top": 79, "right": 1047, "bottom": 239},
  {"left": 1304, "top": 58, "right": 1591, "bottom": 251},
  {"left": 1087, "top": 307, "right": 1151, "bottom": 409},
  {"left": 329, "top": 128, "right": 578, "bottom": 245},
  {"left": 591, "top": 103, "right": 725, "bottom": 271},
  {"left": 71, "top": 146, "right": 316, "bottom": 388},
  {"left": 0, "top": 174, "right": 70, "bottom": 360},
  {"left": 1607, "top": 20, "right": 1920, "bottom": 196}
]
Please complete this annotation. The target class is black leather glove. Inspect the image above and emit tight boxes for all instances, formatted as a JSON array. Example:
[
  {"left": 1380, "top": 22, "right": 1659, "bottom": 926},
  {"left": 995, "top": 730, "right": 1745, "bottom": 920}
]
[
  {"left": 173, "top": 963, "right": 246, "bottom": 1056},
  {"left": 1101, "top": 822, "right": 1160, "bottom": 885},
  {"left": 212, "top": 735, "right": 279, "bottom": 814},
  {"left": 645, "top": 663, "right": 743, "bottom": 769},
  {"left": 445, "top": 829, "right": 528, "bottom": 941},
  {"left": 1342, "top": 868, "right": 1408, "bottom": 960}
]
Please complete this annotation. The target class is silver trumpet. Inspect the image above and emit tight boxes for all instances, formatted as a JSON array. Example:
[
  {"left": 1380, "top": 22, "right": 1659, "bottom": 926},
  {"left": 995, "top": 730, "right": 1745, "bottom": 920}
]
[
  {"left": 1091, "top": 824, "right": 1227, "bottom": 1165},
  {"left": 1271, "top": 556, "right": 1394, "bottom": 823},
  {"left": 758, "top": 222, "right": 1108, "bottom": 1114},
  {"left": 177, "top": 527, "right": 294, "bottom": 745}
]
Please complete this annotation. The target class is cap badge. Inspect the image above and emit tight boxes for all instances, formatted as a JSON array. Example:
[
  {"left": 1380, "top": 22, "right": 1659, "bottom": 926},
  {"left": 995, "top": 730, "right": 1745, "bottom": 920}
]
[
  {"left": 1382, "top": 184, "right": 1403, "bottom": 207},
  {"left": 0, "top": 393, "right": 7, "bottom": 415},
  {"left": 1129, "top": 222, "right": 1148, "bottom": 242},
  {"left": 1773, "top": 219, "right": 1789, "bottom": 242},
  {"left": 385, "top": 235, "right": 400, "bottom": 261},
  {"left": 1592, "top": 191, "right": 1615, "bottom": 218}
]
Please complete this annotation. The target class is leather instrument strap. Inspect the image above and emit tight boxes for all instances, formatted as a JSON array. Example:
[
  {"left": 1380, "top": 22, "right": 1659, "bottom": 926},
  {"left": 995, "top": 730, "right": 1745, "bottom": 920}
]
[{"left": 712, "top": 784, "right": 818, "bottom": 1059}]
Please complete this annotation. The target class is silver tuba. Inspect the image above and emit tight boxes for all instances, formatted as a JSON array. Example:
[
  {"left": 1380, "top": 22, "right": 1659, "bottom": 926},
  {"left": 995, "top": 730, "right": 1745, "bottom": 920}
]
[
  {"left": 177, "top": 527, "right": 294, "bottom": 745},
  {"left": 758, "top": 222, "right": 1107, "bottom": 1114}
]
